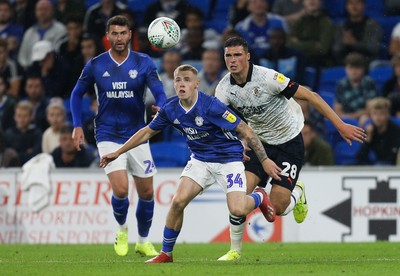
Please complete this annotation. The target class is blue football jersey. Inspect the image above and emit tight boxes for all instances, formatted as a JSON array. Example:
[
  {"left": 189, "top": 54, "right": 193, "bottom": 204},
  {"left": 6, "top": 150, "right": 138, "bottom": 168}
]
[
  {"left": 70, "top": 50, "right": 166, "bottom": 144},
  {"left": 149, "top": 91, "right": 244, "bottom": 163}
]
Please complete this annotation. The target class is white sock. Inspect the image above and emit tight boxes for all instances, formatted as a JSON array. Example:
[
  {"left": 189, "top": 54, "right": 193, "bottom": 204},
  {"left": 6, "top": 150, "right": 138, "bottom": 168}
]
[
  {"left": 281, "top": 186, "right": 302, "bottom": 216},
  {"left": 119, "top": 224, "right": 128, "bottom": 231},
  {"left": 229, "top": 215, "right": 245, "bottom": 253},
  {"left": 137, "top": 235, "right": 148, "bottom": 244}
]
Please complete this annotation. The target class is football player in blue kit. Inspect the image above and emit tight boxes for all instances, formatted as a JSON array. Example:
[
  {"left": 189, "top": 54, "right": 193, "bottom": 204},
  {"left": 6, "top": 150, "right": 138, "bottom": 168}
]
[
  {"left": 70, "top": 15, "right": 167, "bottom": 257},
  {"left": 99, "top": 64, "right": 283, "bottom": 263}
]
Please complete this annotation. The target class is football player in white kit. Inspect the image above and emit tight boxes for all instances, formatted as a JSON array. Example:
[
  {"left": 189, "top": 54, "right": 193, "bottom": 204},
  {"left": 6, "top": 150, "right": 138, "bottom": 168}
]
[{"left": 215, "top": 37, "right": 367, "bottom": 261}]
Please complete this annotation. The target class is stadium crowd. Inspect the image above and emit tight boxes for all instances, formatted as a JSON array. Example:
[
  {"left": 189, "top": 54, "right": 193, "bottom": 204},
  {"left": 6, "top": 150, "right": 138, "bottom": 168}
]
[{"left": 1, "top": 0, "right": 400, "bottom": 168}]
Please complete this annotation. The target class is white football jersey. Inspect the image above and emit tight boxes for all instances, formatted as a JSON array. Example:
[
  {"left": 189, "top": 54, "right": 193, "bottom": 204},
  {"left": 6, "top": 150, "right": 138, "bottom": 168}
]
[{"left": 215, "top": 64, "right": 304, "bottom": 145}]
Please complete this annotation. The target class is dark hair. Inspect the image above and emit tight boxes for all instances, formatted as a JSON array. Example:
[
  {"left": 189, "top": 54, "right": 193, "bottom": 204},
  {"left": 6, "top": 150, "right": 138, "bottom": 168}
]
[
  {"left": 106, "top": 15, "right": 130, "bottom": 33},
  {"left": 0, "top": 38, "right": 7, "bottom": 49},
  {"left": 344, "top": 52, "right": 366, "bottom": 68},
  {"left": 224, "top": 37, "right": 249, "bottom": 52},
  {"left": 60, "top": 124, "right": 73, "bottom": 135}
]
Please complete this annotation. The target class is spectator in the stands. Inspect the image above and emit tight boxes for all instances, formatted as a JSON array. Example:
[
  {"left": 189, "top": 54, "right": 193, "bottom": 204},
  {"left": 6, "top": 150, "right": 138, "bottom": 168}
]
[
  {"left": 51, "top": 124, "right": 94, "bottom": 167},
  {"left": 198, "top": 49, "right": 227, "bottom": 96},
  {"left": 0, "top": 75, "right": 16, "bottom": 132},
  {"left": 0, "top": 127, "right": 20, "bottom": 167},
  {"left": 302, "top": 120, "right": 334, "bottom": 166},
  {"left": 11, "top": 0, "right": 36, "bottom": 31},
  {"left": 356, "top": 97, "right": 400, "bottom": 165},
  {"left": 235, "top": 0, "right": 287, "bottom": 63},
  {"left": 389, "top": 22, "right": 400, "bottom": 56},
  {"left": 0, "top": 38, "right": 23, "bottom": 98},
  {"left": 332, "top": 0, "right": 382, "bottom": 66},
  {"left": 83, "top": 0, "right": 126, "bottom": 41},
  {"left": 272, "top": 0, "right": 305, "bottom": 27},
  {"left": 41, "top": 97, "right": 67, "bottom": 154},
  {"left": 53, "top": 0, "right": 85, "bottom": 24},
  {"left": 142, "top": 0, "right": 194, "bottom": 30},
  {"left": 0, "top": 0, "right": 24, "bottom": 60},
  {"left": 4, "top": 101, "right": 42, "bottom": 165},
  {"left": 334, "top": 52, "right": 378, "bottom": 126},
  {"left": 382, "top": 54, "right": 400, "bottom": 117},
  {"left": 287, "top": 0, "right": 334, "bottom": 68}
]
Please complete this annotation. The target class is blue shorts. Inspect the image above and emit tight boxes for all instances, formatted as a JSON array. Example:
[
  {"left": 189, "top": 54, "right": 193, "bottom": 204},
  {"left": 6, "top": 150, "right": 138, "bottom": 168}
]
[{"left": 245, "top": 133, "right": 304, "bottom": 191}]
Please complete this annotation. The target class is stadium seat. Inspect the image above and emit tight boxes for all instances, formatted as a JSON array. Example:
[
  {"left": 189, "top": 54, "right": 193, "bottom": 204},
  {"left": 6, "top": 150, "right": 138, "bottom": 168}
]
[
  {"left": 364, "top": 0, "right": 385, "bottom": 18},
  {"left": 368, "top": 65, "right": 393, "bottom": 95},
  {"left": 325, "top": 117, "right": 358, "bottom": 150},
  {"left": 391, "top": 117, "right": 400, "bottom": 126},
  {"left": 323, "top": 0, "right": 346, "bottom": 20},
  {"left": 318, "top": 66, "right": 346, "bottom": 94},
  {"left": 373, "top": 16, "right": 400, "bottom": 59},
  {"left": 319, "top": 91, "right": 335, "bottom": 108},
  {"left": 150, "top": 141, "right": 191, "bottom": 167},
  {"left": 303, "top": 66, "right": 317, "bottom": 90},
  {"left": 334, "top": 141, "right": 362, "bottom": 165}
]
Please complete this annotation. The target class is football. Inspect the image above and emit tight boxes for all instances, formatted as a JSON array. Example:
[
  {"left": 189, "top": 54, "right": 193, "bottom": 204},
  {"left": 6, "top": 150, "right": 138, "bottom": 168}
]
[{"left": 147, "top": 17, "right": 180, "bottom": 49}]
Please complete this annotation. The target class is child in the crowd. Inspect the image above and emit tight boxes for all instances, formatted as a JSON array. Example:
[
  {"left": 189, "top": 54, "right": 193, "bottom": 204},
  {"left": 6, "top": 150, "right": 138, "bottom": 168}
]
[
  {"left": 41, "top": 97, "right": 67, "bottom": 154},
  {"left": 357, "top": 97, "right": 400, "bottom": 165}
]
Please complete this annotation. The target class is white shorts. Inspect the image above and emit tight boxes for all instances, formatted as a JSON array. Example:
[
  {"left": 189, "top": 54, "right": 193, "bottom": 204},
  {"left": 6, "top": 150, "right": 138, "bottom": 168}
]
[
  {"left": 97, "top": 141, "right": 157, "bottom": 177},
  {"left": 181, "top": 157, "right": 246, "bottom": 193}
]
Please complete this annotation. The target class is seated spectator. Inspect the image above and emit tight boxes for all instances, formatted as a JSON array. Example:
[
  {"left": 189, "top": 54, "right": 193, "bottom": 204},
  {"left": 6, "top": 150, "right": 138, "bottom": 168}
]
[
  {"left": 57, "top": 14, "right": 84, "bottom": 72},
  {"left": 4, "top": 101, "right": 42, "bottom": 165},
  {"left": 229, "top": 0, "right": 249, "bottom": 28},
  {"left": 272, "top": 0, "right": 305, "bottom": 27},
  {"left": 0, "top": 127, "right": 20, "bottom": 167},
  {"left": 332, "top": 0, "right": 382, "bottom": 66},
  {"left": 382, "top": 54, "right": 400, "bottom": 117},
  {"left": 198, "top": 49, "right": 227, "bottom": 96},
  {"left": 287, "top": 0, "right": 333, "bottom": 68},
  {"left": 0, "top": 75, "right": 17, "bottom": 131},
  {"left": 11, "top": 0, "right": 36, "bottom": 31},
  {"left": 334, "top": 52, "right": 378, "bottom": 126},
  {"left": 83, "top": 0, "right": 126, "bottom": 41},
  {"left": 27, "top": 40, "right": 70, "bottom": 98},
  {"left": 178, "top": 8, "right": 221, "bottom": 52},
  {"left": 17, "top": 0, "right": 66, "bottom": 69},
  {"left": 22, "top": 75, "right": 49, "bottom": 132},
  {"left": 356, "top": 97, "right": 400, "bottom": 165},
  {"left": 0, "top": 38, "right": 22, "bottom": 98},
  {"left": 235, "top": 0, "right": 287, "bottom": 63},
  {"left": 0, "top": 0, "right": 24, "bottom": 60},
  {"left": 259, "top": 28, "right": 305, "bottom": 83},
  {"left": 301, "top": 120, "right": 334, "bottom": 166},
  {"left": 51, "top": 124, "right": 94, "bottom": 167},
  {"left": 41, "top": 97, "right": 67, "bottom": 154},
  {"left": 53, "top": 0, "right": 85, "bottom": 24},
  {"left": 142, "top": 0, "right": 193, "bottom": 29},
  {"left": 389, "top": 22, "right": 400, "bottom": 56}
]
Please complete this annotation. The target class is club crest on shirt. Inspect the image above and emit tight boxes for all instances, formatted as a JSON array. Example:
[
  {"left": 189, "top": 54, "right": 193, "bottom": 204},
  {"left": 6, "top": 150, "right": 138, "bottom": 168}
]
[
  {"left": 273, "top": 73, "right": 285, "bottom": 83},
  {"left": 252, "top": 86, "right": 260, "bottom": 96},
  {"left": 129, "top": 69, "right": 138, "bottom": 79},
  {"left": 195, "top": 116, "right": 204, "bottom": 126},
  {"left": 222, "top": 110, "right": 237, "bottom": 123}
]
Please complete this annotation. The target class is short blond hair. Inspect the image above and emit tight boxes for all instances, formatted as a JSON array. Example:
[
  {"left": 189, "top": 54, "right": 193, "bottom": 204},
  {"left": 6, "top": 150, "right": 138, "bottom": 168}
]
[
  {"left": 369, "top": 97, "right": 391, "bottom": 112},
  {"left": 174, "top": 64, "right": 198, "bottom": 76},
  {"left": 16, "top": 101, "right": 33, "bottom": 115}
]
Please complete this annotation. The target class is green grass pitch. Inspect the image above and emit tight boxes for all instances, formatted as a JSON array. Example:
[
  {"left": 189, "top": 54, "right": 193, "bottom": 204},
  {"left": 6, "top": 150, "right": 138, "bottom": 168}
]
[{"left": 1, "top": 242, "right": 399, "bottom": 275}]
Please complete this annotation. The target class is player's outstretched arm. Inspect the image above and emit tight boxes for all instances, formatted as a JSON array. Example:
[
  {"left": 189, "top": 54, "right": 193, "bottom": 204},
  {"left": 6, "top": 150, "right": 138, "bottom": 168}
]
[
  {"left": 99, "top": 126, "right": 160, "bottom": 168},
  {"left": 294, "top": 85, "right": 367, "bottom": 145},
  {"left": 235, "top": 121, "right": 282, "bottom": 181}
]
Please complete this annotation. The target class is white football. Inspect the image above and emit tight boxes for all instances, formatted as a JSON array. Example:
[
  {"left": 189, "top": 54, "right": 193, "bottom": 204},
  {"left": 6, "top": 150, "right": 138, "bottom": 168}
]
[{"left": 147, "top": 17, "right": 180, "bottom": 49}]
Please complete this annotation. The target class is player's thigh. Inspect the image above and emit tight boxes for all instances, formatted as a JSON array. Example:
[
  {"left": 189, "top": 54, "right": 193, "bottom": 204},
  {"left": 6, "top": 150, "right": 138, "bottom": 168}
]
[
  {"left": 107, "top": 170, "right": 129, "bottom": 197},
  {"left": 172, "top": 176, "right": 203, "bottom": 210},
  {"left": 126, "top": 143, "right": 157, "bottom": 178}
]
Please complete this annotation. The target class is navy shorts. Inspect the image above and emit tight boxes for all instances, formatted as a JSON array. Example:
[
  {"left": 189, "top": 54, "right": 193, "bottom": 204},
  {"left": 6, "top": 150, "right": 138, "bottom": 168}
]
[{"left": 245, "top": 133, "right": 304, "bottom": 191}]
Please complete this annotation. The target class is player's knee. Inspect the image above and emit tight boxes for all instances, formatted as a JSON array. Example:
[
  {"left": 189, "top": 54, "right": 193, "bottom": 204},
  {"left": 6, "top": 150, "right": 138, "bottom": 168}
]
[
  {"left": 137, "top": 188, "right": 154, "bottom": 200},
  {"left": 170, "top": 196, "right": 187, "bottom": 212},
  {"left": 228, "top": 205, "right": 247, "bottom": 217},
  {"left": 113, "top": 186, "right": 128, "bottom": 198}
]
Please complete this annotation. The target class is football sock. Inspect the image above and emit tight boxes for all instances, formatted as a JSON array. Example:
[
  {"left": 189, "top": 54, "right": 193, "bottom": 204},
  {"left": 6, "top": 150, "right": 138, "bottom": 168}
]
[
  {"left": 281, "top": 185, "right": 302, "bottom": 216},
  {"left": 161, "top": 226, "right": 180, "bottom": 254},
  {"left": 229, "top": 215, "right": 246, "bottom": 253},
  {"left": 250, "top": 191, "right": 263, "bottom": 209},
  {"left": 136, "top": 197, "right": 154, "bottom": 238},
  {"left": 111, "top": 194, "right": 129, "bottom": 225}
]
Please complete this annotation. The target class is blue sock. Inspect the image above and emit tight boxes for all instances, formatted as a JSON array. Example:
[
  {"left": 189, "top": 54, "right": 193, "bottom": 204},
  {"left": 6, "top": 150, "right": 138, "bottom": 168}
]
[
  {"left": 136, "top": 197, "right": 154, "bottom": 237},
  {"left": 162, "top": 226, "right": 180, "bottom": 253},
  {"left": 250, "top": 193, "right": 262, "bottom": 209},
  {"left": 111, "top": 195, "right": 129, "bottom": 225}
]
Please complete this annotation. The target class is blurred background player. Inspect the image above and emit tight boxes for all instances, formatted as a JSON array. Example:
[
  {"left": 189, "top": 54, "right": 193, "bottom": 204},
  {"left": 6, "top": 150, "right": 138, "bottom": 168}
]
[
  {"left": 99, "top": 64, "right": 282, "bottom": 264},
  {"left": 70, "top": 15, "right": 166, "bottom": 257}
]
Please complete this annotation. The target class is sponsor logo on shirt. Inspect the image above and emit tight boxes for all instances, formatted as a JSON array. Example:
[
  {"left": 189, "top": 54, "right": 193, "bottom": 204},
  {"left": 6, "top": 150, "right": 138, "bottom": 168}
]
[
  {"left": 273, "top": 73, "right": 285, "bottom": 83},
  {"left": 222, "top": 110, "right": 237, "bottom": 123}
]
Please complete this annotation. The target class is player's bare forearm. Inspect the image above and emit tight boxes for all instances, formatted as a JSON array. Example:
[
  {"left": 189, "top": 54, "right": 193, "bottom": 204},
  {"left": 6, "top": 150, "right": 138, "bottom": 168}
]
[{"left": 236, "top": 121, "right": 267, "bottom": 162}]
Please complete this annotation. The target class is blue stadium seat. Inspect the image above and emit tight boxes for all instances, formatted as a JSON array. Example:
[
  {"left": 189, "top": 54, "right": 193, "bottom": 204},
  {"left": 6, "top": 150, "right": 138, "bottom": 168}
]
[
  {"left": 368, "top": 65, "right": 393, "bottom": 95},
  {"left": 150, "top": 141, "right": 191, "bottom": 167},
  {"left": 318, "top": 66, "right": 346, "bottom": 94},
  {"left": 325, "top": 117, "right": 358, "bottom": 150},
  {"left": 323, "top": 0, "right": 346, "bottom": 19},
  {"left": 373, "top": 16, "right": 400, "bottom": 59},
  {"left": 303, "top": 66, "right": 317, "bottom": 90},
  {"left": 364, "top": 0, "right": 385, "bottom": 18},
  {"left": 319, "top": 91, "right": 335, "bottom": 108},
  {"left": 391, "top": 117, "right": 400, "bottom": 126},
  {"left": 334, "top": 141, "right": 362, "bottom": 165}
]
